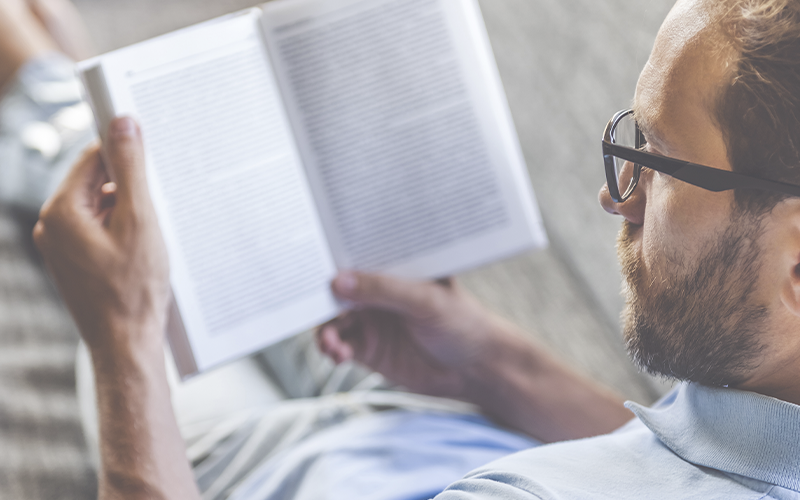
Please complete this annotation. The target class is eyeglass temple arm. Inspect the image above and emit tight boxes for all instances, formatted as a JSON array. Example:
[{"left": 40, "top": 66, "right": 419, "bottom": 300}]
[{"left": 604, "top": 142, "right": 800, "bottom": 198}]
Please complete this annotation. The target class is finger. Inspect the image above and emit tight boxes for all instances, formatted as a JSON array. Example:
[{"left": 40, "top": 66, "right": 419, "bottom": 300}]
[
  {"left": 436, "top": 277, "right": 455, "bottom": 289},
  {"left": 33, "top": 150, "right": 106, "bottom": 264},
  {"left": 46, "top": 143, "right": 104, "bottom": 206},
  {"left": 32, "top": 219, "right": 49, "bottom": 255},
  {"left": 315, "top": 321, "right": 337, "bottom": 354},
  {"left": 37, "top": 143, "right": 106, "bottom": 235},
  {"left": 332, "top": 312, "right": 358, "bottom": 339},
  {"left": 318, "top": 325, "right": 354, "bottom": 364},
  {"left": 98, "top": 181, "right": 118, "bottom": 222},
  {"left": 101, "top": 181, "right": 117, "bottom": 195},
  {"left": 317, "top": 325, "right": 351, "bottom": 364},
  {"left": 104, "top": 117, "right": 150, "bottom": 212},
  {"left": 316, "top": 311, "right": 363, "bottom": 360},
  {"left": 354, "top": 311, "right": 384, "bottom": 365},
  {"left": 331, "top": 271, "right": 445, "bottom": 317},
  {"left": 315, "top": 312, "right": 356, "bottom": 342}
]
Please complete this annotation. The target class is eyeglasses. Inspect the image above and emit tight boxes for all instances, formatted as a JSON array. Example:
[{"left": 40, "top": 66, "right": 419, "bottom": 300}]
[{"left": 602, "top": 109, "right": 800, "bottom": 203}]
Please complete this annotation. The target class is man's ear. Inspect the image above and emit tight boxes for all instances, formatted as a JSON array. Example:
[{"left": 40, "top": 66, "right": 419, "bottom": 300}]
[
  {"left": 783, "top": 261, "right": 800, "bottom": 317},
  {"left": 779, "top": 203, "right": 800, "bottom": 318}
]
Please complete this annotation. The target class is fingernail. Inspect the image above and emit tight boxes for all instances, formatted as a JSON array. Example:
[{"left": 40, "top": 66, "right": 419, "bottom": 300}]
[
  {"left": 333, "top": 271, "right": 358, "bottom": 296},
  {"left": 110, "top": 117, "right": 137, "bottom": 138}
]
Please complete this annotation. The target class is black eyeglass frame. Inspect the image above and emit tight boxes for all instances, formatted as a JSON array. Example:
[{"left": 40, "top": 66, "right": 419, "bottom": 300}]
[{"left": 602, "top": 109, "right": 800, "bottom": 203}]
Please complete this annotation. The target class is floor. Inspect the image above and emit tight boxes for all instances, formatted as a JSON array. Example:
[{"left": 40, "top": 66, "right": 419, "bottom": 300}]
[{"left": 0, "top": 0, "right": 676, "bottom": 497}]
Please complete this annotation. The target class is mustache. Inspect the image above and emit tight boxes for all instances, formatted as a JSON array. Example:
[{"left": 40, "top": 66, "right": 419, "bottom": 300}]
[
  {"left": 617, "top": 221, "right": 641, "bottom": 285},
  {"left": 617, "top": 220, "right": 638, "bottom": 248}
]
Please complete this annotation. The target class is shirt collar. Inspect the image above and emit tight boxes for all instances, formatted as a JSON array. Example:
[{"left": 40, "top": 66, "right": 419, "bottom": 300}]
[{"left": 625, "top": 382, "right": 800, "bottom": 492}]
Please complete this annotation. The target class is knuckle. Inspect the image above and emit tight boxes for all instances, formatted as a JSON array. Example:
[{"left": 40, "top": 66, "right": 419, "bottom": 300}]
[
  {"left": 411, "top": 285, "right": 447, "bottom": 321},
  {"left": 36, "top": 207, "right": 61, "bottom": 235},
  {"left": 358, "top": 278, "right": 378, "bottom": 299},
  {"left": 32, "top": 222, "right": 47, "bottom": 250},
  {"left": 315, "top": 321, "right": 332, "bottom": 337},
  {"left": 370, "top": 276, "right": 401, "bottom": 302},
  {"left": 82, "top": 142, "right": 102, "bottom": 162},
  {"left": 37, "top": 199, "right": 54, "bottom": 222},
  {"left": 126, "top": 212, "right": 142, "bottom": 231}
]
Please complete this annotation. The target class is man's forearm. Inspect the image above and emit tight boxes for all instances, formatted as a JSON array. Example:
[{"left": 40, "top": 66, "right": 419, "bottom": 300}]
[
  {"left": 90, "top": 322, "right": 201, "bottom": 500},
  {"left": 0, "top": 0, "right": 56, "bottom": 89},
  {"left": 31, "top": 117, "right": 197, "bottom": 499},
  {"left": 462, "top": 319, "right": 634, "bottom": 443}
]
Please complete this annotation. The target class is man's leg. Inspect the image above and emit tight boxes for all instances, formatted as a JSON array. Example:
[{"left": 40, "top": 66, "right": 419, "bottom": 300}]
[
  {"left": 78, "top": 329, "right": 391, "bottom": 465},
  {"left": 0, "top": 0, "right": 95, "bottom": 212},
  {"left": 255, "top": 330, "right": 390, "bottom": 399},
  {"left": 0, "top": 0, "right": 57, "bottom": 91},
  {"left": 26, "top": 0, "right": 94, "bottom": 62},
  {"left": 192, "top": 389, "right": 480, "bottom": 500}
]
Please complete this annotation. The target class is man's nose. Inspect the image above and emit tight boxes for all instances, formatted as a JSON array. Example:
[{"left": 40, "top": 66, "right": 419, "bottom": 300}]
[{"left": 598, "top": 181, "right": 646, "bottom": 226}]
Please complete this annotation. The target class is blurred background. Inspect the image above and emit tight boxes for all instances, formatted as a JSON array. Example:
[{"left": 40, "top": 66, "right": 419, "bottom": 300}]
[{"left": 0, "top": 0, "right": 675, "bottom": 497}]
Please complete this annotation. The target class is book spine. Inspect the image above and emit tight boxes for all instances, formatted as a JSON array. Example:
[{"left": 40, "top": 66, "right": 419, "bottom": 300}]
[
  {"left": 166, "top": 292, "right": 200, "bottom": 380},
  {"left": 79, "top": 63, "right": 115, "bottom": 145},
  {"left": 78, "top": 63, "right": 201, "bottom": 380}
]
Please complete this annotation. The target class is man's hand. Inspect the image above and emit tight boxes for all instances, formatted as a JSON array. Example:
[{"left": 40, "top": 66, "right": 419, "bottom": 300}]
[
  {"left": 34, "top": 117, "right": 170, "bottom": 353},
  {"left": 34, "top": 117, "right": 200, "bottom": 500},
  {"left": 319, "top": 271, "right": 633, "bottom": 442},
  {"left": 318, "top": 272, "right": 508, "bottom": 399}
]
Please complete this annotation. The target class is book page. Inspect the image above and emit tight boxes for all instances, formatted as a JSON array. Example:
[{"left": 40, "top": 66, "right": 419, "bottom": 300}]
[
  {"left": 262, "top": 0, "right": 547, "bottom": 278},
  {"left": 79, "top": 9, "right": 340, "bottom": 374}
]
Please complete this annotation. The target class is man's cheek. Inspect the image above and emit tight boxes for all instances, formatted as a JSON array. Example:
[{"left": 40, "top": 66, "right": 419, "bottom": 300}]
[
  {"left": 639, "top": 206, "right": 671, "bottom": 281},
  {"left": 643, "top": 187, "right": 703, "bottom": 267},
  {"left": 639, "top": 232, "right": 661, "bottom": 283}
]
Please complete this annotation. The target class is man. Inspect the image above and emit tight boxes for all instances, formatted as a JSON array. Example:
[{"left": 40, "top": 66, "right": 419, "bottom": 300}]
[{"left": 28, "top": 0, "right": 800, "bottom": 498}]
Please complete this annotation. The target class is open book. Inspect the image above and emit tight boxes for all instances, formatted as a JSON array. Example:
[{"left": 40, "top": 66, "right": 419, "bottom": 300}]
[{"left": 78, "top": 0, "right": 548, "bottom": 379}]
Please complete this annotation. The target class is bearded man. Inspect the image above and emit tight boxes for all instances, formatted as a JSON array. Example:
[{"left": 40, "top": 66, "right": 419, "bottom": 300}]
[{"left": 27, "top": 0, "right": 800, "bottom": 498}]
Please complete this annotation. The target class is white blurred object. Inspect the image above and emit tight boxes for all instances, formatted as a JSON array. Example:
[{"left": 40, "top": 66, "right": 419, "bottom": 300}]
[
  {"left": 52, "top": 101, "right": 93, "bottom": 131},
  {"left": 28, "top": 79, "right": 84, "bottom": 104},
  {"left": 20, "top": 121, "right": 62, "bottom": 160},
  {"left": 52, "top": 102, "right": 94, "bottom": 146},
  {"left": 0, "top": 54, "right": 96, "bottom": 211},
  {"left": 17, "top": 103, "right": 93, "bottom": 161}
]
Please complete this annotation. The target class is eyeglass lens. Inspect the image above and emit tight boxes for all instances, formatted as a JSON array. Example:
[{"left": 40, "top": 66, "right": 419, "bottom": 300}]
[{"left": 611, "top": 113, "right": 641, "bottom": 200}]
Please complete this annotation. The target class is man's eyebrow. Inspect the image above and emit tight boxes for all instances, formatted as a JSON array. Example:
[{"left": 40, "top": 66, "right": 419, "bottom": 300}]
[
  {"left": 631, "top": 105, "right": 668, "bottom": 151},
  {"left": 630, "top": 102, "right": 653, "bottom": 136}
]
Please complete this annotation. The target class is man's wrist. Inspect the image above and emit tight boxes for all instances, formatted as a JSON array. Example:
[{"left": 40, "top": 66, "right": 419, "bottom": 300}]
[
  {"left": 459, "top": 318, "right": 551, "bottom": 403},
  {"left": 85, "top": 314, "right": 167, "bottom": 374},
  {"left": 459, "top": 317, "right": 631, "bottom": 441}
]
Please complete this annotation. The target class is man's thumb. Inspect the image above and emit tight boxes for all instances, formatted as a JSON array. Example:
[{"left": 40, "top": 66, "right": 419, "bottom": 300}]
[
  {"left": 332, "top": 271, "right": 441, "bottom": 317},
  {"left": 105, "top": 117, "right": 149, "bottom": 209}
]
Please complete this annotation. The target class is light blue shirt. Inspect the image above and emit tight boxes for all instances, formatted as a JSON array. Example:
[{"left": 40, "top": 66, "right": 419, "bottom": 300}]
[
  {"left": 437, "top": 383, "right": 800, "bottom": 499},
  {"left": 229, "top": 410, "right": 539, "bottom": 500}
]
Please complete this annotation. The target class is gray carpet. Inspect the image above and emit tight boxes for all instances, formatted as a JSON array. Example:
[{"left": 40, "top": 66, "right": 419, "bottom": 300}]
[
  {"left": 0, "top": 0, "right": 675, "bottom": 497},
  {"left": 0, "top": 210, "right": 95, "bottom": 498}
]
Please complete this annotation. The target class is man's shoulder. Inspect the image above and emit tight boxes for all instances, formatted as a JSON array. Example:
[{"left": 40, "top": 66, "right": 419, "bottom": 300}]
[{"left": 434, "top": 418, "right": 789, "bottom": 500}]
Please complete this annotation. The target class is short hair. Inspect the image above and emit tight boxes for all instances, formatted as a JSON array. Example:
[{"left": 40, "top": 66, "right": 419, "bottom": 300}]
[{"left": 715, "top": 0, "right": 800, "bottom": 214}]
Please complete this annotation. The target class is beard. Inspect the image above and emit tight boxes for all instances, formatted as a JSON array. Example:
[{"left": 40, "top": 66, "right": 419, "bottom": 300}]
[{"left": 618, "top": 211, "right": 768, "bottom": 387}]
